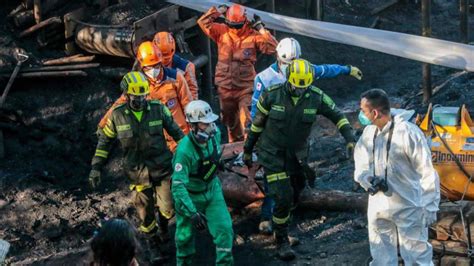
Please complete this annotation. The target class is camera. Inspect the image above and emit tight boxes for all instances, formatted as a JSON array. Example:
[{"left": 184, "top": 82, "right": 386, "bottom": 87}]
[{"left": 367, "top": 178, "right": 388, "bottom": 195}]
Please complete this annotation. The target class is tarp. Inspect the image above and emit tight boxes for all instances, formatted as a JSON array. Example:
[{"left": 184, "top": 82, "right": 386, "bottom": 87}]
[{"left": 168, "top": 0, "right": 474, "bottom": 72}]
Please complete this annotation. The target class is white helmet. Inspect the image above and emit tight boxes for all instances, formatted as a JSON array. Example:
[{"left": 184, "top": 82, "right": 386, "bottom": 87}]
[
  {"left": 276, "top": 38, "right": 301, "bottom": 64},
  {"left": 185, "top": 100, "right": 219, "bottom": 123}
]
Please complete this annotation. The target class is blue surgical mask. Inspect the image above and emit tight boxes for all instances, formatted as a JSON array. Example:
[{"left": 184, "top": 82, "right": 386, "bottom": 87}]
[{"left": 358, "top": 110, "right": 372, "bottom": 126}]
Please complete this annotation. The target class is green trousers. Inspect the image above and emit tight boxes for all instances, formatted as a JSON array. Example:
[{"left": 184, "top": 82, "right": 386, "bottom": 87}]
[{"left": 175, "top": 180, "right": 234, "bottom": 265}]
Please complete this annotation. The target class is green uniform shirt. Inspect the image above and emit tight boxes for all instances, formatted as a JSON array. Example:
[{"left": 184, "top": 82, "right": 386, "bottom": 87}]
[
  {"left": 91, "top": 100, "right": 184, "bottom": 185},
  {"left": 171, "top": 129, "right": 222, "bottom": 217},
  {"left": 245, "top": 84, "right": 354, "bottom": 172}
]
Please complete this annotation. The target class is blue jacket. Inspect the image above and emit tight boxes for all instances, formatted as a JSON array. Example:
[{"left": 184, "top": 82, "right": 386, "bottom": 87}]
[{"left": 251, "top": 62, "right": 350, "bottom": 119}]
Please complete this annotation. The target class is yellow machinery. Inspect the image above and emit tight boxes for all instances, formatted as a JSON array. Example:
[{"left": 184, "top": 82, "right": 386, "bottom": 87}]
[{"left": 418, "top": 104, "right": 474, "bottom": 200}]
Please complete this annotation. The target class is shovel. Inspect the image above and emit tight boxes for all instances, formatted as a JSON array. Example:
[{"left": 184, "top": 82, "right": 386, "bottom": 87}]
[{"left": 0, "top": 51, "right": 29, "bottom": 158}]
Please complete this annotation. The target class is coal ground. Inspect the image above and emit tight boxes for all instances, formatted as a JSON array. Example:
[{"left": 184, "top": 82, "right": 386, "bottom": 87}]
[{"left": 0, "top": 0, "right": 473, "bottom": 265}]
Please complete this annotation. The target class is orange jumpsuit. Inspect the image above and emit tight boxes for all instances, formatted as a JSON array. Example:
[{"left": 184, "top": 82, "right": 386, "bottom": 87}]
[
  {"left": 99, "top": 67, "right": 192, "bottom": 152},
  {"left": 166, "top": 54, "right": 199, "bottom": 100},
  {"left": 198, "top": 6, "right": 277, "bottom": 142}
]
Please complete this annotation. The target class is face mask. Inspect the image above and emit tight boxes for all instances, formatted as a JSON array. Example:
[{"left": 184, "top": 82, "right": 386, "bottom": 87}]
[
  {"left": 129, "top": 95, "right": 147, "bottom": 111},
  {"left": 194, "top": 123, "right": 217, "bottom": 143},
  {"left": 288, "top": 84, "right": 306, "bottom": 97},
  {"left": 358, "top": 110, "right": 372, "bottom": 126},
  {"left": 280, "top": 63, "right": 289, "bottom": 75},
  {"left": 144, "top": 67, "right": 161, "bottom": 80}
]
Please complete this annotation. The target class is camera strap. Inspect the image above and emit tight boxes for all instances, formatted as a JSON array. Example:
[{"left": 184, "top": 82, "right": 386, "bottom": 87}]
[{"left": 372, "top": 119, "right": 395, "bottom": 184}]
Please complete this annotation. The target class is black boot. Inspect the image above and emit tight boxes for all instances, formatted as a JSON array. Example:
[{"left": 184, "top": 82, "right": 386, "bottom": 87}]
[
  {"left": 275, "top": 233, "right": 296, "bottom": 261},
  {"left": 157, "top": 214, "right": 171, "bottom": 243},
  {"left": 146, "top": 233, "right": 168, "bottom": 264}
]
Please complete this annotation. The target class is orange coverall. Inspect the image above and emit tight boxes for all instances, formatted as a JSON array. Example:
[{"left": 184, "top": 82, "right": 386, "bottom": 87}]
[
  {"left": 198, "top": 6, "right": 277, "bottom": 142},
  {"left": 166, "top": 54, "right": 199, "bottom": 100},
  {"left": 99, "top": 67, "right": 192, "bottom": 152}
]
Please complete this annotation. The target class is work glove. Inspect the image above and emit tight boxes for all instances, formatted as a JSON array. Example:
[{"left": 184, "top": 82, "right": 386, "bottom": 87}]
[
  {"left": 346, "top": 142, "right": 355, "bottom": 160},
  {"left": 358, "top": 175, "right": 373, "bottom": 191},
  {"left": 251, "top": 14, "right": 265, "bottom": 31},
  {"left": 243, "top": 152, "right": 253, "bottom": 168},
  {"left": 89, "top": 169, "right": 101, "bottom": 189},
  {"left": 349, "top": 66, "right": 363, "bottom": 80},
  {"left": 217, "top": 4, "right": 228, "bottom": 14},
  {"left": 191, "top": 212, "right": 208, "bottom": 231},
  {"left": 423, "top": 209, "right": 438, "bottom": 228}
]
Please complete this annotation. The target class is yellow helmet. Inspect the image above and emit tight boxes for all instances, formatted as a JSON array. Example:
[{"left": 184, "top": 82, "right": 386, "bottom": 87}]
[
  {"left": 120, "top": 71, "right": 150, "bottom": 96},
  {"left": 287, "top": 59, "right": 314, "bottom": 88}
]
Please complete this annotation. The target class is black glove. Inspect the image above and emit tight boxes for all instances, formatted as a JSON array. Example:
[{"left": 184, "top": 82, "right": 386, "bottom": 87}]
[
  {"left": 191, "top": 212, "right": 208, "bottom": 231},
  {"left": 243, "top": 152, "right": 253, "bottom": 168},
  {"left": 251, "top": 14, "right": 264, "bottom": 31},
  {"left": 217, "top": 4, "right": 228, "bottom": 14},
  {"left": 346, "top": 142, "right": 355, "bottom": 161}
]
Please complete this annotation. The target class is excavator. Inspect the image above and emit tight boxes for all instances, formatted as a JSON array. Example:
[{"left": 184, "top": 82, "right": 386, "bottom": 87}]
[{"left": 418, "top": 104, "right": 474, "bottom": 201}]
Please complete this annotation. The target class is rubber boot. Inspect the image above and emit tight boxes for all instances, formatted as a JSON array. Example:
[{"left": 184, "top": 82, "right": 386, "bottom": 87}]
[
  {"left": 157, "top": 214, "right": 171, "bottom": 243},
  {"left": 259, "top": 220, "right": 273, "bottom": 235},
  {"left": 146, "top": 234, "right": 168, "bottom": 264},
  {"left": 275, "top": 233, "right": 295, "bottom": 261}
]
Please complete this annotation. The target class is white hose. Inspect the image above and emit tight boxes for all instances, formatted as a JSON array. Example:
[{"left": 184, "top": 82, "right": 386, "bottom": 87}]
[{"left": 168, "top": 0, "right": 474, "bottom": 72}]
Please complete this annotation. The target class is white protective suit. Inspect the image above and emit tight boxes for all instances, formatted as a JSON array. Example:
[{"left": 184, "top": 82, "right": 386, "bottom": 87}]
[{"left": 354, "top": 109, "right": 440, "bottom": 266}]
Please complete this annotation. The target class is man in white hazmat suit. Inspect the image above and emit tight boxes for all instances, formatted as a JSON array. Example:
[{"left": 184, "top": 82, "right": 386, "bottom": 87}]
[{"left": 354, "top": 89, "right": 440, "bottom": 266}]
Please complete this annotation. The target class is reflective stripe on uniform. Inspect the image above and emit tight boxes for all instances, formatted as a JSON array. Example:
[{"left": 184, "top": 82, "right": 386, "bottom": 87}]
[
  {"left": 203, "top": 164, "right": 217, "bottom": 180},
  {"left": 266, "top": 172, "right": 289, "bottom": 183},
  {"left": 149, "top": 120, "right": 163, "bottom": 127},
  {"left": 250, "top": 124, "right": 264, "bottom": 133},
  {"left": 216, "top": 247, "right": 232, "bottom": 252},
  {"left": 129, "top": 184, "right": 152, "bottom": 192},
  {"left": 159, "top": 209, "right": 174, "bottom": 220},
  {"left": 117, "top": 124, "right": 131, "bottom": 132},
  {"left": 140, "top": 219, "right": 157, "bottom": 233},
  {"left": 257, "top": 101, "right": 269, "bottom": 115},
  {"left": 103, "top": 125, "right": 116, "bottom": 138},
  {"left": 94, "top": 149, "right": 108, "bottom": 158},
  {"left": 272, "top": 213, "right": 290, "bottom": 225},
  {"left": 336, "top": 118, "right": 350, "bottom": 129}
]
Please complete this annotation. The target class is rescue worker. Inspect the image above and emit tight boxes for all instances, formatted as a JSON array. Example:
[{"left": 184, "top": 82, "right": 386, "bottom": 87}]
[
  {"left": 172, "top": 100, "right": 234, "bottom": 265},
  {"left": 99, "top": 41, "right": 192, "bottom": 152},
  {"left": 243, "top": 59, "right": 356, "bottom": 260},
  {"left": 198, "top": 4, "right": 277, "bottom": 142},
  {"left": 253, "top": 37, "right": 363, "bottom": 234},
  {"left": 251, "top": 37, "right": 363, "bottom": 118},
  {"left": 89, "top": 71, "right": 184, "bottom": 262},
  {"left": 354, "top": 89, "right": 440, "bottom": 266},
  {"left": 153, "top": 31, "right": 199, "bottom": 100}
]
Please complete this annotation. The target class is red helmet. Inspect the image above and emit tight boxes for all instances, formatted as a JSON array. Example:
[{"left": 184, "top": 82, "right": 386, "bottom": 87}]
[
  {"left": 226, "top": 4, "right": 246, "bottom": 24},
  {"left": 153, "top": 32, "right": 175, "bottom": 67}
]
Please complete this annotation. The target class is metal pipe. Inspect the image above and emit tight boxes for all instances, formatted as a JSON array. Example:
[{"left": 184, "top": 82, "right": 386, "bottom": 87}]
[
  {"left": 422, "top": 0, "right": 432, "bottom": 104},
  {"left": 191, "top": 54, "right": 209, "bottom": 69},
  {"left": 204, "top": 36, "right": 213, "bottom": 101},
  {"left": 460, "top": 0, "right": 469, "bottom": 44},
  {"left": 75, "top": 25, "right": 134, "bottom": 58},
  {"left": 316, "top": 0, "right": 324, "bottom": 21}
]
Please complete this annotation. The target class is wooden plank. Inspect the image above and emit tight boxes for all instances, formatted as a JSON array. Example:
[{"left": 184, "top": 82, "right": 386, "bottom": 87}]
[
  {"left": 436, "top": 214, "right": 458, "bottom": 241},
  {"left": 431, "top": 239, "right": 468, "bottom": 256},
  {"left": 451, "top": 218, "right": 468, "bottom": 242},
  {"left": 440, "top": 255, "right": 470, "bottom": 266}
]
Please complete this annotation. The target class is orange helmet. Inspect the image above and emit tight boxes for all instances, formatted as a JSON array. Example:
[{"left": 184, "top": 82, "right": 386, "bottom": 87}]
[
  {"left": 226, "top": 4, "right": 246, "bottom": 24},
  {"left": 137, "top": 41, "right": 162, "bottom": 67},
  {"left": 153, "top": 32, "right": 175, "bottom": 66}
]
